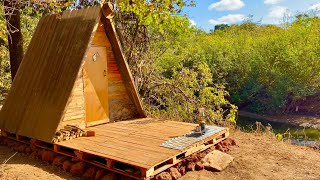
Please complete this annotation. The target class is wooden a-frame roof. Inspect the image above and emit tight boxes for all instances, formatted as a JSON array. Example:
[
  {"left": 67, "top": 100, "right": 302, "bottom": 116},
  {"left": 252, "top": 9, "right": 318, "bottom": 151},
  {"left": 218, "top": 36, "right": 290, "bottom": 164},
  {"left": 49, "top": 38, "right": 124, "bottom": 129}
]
[{"left": 0, "top": 4, "right": 145, "bottom": 142}]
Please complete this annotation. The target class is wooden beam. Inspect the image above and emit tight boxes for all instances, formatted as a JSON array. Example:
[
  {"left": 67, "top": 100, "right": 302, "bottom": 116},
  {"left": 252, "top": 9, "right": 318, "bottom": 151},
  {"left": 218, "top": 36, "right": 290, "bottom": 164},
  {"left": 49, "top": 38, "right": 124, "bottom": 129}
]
[
  {"left": 106, "top": 158, "right": 114, "bottom": 168},
  {"left": 102, "top": 3, "right": 114, "bottom": 19},
  {"left": 53, "top": 144, "right": 60, "bottom": 152}
]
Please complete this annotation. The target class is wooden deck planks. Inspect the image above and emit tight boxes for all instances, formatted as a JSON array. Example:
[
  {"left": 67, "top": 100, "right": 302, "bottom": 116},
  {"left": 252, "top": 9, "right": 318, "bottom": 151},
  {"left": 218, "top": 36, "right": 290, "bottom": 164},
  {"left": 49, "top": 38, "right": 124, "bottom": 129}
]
[
  {"left": 80, "top": 130, "right": 178, "bottom": 154},
  {"left": 56, "top": 119, "right": 221, "bottom": 169},
  {"left": 90, "top": 124, "right": 195, "bottom": 141}
]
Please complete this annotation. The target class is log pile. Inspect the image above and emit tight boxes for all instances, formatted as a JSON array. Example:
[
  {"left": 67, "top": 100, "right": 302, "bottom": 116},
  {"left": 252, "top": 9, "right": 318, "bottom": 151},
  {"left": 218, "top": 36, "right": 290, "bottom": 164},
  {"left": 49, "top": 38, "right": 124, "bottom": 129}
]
[{"left": 52, "top": 125, "right": 86, "bottom": 143}]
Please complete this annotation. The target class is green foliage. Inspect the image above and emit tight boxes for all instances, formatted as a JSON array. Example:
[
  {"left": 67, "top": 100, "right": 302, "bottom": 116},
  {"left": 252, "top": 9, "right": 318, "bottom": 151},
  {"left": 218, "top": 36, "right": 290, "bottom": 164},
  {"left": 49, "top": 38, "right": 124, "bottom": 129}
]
[
  {"left": 141, "top": 16, "right": 237, "bottom": 124},
  {"left": 112, "top": 2, "right": 236, "bottom": 124},
  {"left": 143, "top": 61, "right": 237, "bottom": 124},
  {"left": 117, "top": 0, "right": 195, "bottom": 32},
  {"left": 159, "top": 16, "right": 320, "bottom": 113},
  {"left": 276, "top": 133, "right": 283, "bottom": 140},
  {"left": 214, "top": 24, "right": 230, "bottom": 32},
  {"left": 0, "top": 4, "right": 10, "bottom": 102}
]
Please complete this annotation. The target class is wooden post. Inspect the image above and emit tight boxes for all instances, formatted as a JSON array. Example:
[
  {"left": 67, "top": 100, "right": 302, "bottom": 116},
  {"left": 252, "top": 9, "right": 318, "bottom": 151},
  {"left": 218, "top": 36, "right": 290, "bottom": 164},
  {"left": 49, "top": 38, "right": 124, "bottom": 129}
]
[
  {"left": 16, "top": 134, "right": 23, "bottom": 141},
  {"left": 142, "top": 167, "right": 154, "bottom": 178},
  {"left": 106, "top": 158, "right": 114, "bottom": 169},
  {"left": 1, "top": 130, "right": 8, "bottom": 137},
  {"left": 168, "top": 157, "right": 177, "bottom": 164},
  {"left": 53, "top": 144, "right": 60, "bottom": 152},
  {"left": 75, "top": 151, "right": 84, "bottom": 160},
  {"left": 208, "top": 138, "right": 217, "bottom": 144},
  {"left": 102, "top": 3, "right": 114, "bottom": 19},
  {"left": 223, "top": 131, "right": 230, "bottom": 138}
]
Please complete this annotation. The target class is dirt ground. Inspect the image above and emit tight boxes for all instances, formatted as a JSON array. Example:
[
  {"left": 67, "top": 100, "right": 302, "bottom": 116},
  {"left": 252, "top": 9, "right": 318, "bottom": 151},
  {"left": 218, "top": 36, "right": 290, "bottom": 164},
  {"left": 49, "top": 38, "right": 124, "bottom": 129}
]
[
  {"left": 0, "top": 146, "right": 78, "bottom": 180},
  {"left": 182, "top": 130, "right": 320, "bottom": 180},
  {"left": 0, "top": 130, "right": 319, "bottom": 180}
]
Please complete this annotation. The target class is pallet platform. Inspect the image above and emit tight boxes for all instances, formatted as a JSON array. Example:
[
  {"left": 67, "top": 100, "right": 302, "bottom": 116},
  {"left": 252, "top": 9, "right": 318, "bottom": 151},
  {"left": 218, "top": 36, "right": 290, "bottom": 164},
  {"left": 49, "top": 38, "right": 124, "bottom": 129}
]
[{"left": 1, "top": 118, "right": 229, "bottom": 179}]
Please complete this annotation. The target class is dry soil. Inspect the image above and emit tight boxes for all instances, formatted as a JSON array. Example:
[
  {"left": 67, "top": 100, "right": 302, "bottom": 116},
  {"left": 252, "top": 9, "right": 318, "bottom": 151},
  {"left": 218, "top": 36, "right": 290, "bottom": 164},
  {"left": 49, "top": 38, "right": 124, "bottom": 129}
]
[{"left": 182, "top": 130, "right": 320, "bottom": 180}]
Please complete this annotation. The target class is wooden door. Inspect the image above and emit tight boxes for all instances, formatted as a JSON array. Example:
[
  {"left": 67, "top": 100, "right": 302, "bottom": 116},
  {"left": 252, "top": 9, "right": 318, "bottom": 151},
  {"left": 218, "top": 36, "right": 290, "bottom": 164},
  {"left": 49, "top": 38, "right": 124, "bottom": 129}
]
[{"left": 83, "top": 46, "right": 109, "bottom": 126}]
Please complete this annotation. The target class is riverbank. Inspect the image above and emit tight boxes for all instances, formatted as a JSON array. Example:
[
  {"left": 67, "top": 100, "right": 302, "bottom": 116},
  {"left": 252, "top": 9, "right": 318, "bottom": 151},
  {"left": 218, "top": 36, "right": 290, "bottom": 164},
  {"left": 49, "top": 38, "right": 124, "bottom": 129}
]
[{"left": 0, "top": 130, "right": 319, "bottom": 180}]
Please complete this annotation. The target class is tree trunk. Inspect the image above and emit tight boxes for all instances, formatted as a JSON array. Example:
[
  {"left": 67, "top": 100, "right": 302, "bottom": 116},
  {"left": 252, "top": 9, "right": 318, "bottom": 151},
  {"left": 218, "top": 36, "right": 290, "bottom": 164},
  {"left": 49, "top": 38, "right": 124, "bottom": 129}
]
[{"left": 4, "top": 0, "right": 23, "bottom": 81}]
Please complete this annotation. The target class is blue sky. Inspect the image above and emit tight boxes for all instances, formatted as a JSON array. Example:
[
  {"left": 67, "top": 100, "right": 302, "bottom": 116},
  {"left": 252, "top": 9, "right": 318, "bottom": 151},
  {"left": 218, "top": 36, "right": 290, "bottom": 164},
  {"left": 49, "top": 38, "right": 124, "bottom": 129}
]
[{"left": 184, "top": 0, "right": 320, "bottom": 31}]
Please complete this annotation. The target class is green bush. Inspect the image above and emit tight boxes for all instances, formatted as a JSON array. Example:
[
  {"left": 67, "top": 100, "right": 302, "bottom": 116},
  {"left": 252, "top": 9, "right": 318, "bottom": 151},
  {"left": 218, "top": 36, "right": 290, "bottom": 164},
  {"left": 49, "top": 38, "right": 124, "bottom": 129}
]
[{"left": 156, "top": 16, "right": 320, "bottom": 113}]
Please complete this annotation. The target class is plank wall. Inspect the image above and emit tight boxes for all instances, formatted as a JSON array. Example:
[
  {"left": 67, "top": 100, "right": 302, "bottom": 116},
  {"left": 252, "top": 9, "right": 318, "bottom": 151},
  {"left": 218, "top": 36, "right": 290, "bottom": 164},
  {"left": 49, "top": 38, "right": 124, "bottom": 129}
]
[{"left": 59, "top": 72, "right": 86, "bottom": 129}]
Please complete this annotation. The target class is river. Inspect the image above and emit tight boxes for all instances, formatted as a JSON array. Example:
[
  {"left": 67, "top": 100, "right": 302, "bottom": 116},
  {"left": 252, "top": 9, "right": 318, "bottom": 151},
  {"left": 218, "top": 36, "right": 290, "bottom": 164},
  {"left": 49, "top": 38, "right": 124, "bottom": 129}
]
[{"left": 237, "top": 116, "right": 320, "bottom": 147}]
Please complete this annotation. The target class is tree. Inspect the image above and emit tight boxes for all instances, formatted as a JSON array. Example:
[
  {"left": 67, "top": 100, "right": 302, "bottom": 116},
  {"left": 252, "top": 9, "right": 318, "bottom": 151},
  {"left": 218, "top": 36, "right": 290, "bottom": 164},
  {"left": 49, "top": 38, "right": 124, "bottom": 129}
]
[
  {"left": 3, "top": 0, "right": 72, "bottom": 80},
  {"left": 214, "top": 24, "right": 229, "bottom": 31},
  {"left": 3, "top": 0, "right": 23, "bottom": 80}
]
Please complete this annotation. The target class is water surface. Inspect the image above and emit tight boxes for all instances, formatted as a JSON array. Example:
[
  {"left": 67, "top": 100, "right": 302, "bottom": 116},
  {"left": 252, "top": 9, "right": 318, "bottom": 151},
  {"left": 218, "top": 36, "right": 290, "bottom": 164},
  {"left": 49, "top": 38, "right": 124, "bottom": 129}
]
[{"left": 237, "top": 116, "right": 320, "bottom": 146}]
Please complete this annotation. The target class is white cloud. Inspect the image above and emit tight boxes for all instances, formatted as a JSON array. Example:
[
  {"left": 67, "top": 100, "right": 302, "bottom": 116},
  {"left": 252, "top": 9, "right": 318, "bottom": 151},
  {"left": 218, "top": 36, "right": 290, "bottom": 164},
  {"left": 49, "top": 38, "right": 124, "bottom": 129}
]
[
  {"left": 208, "top": 14, "right": 247, "bottom": 25},
  {"left": 309, "top": 3, "right": 320, "bottom": 11},
  {"left": 264, "top": 0, "right": 282, "bottom": 5},
  {"left": 190, "top": 19, "right": 196, "bottom": 26},
  {"left": 208, "top": 0, "right": 245, "bottom": 11},
  {"left": 268, "top": 6, "right": 291, "bottom": 18},
  {"left": 262, "top": 18, "right": 282, "bottom": 25}
]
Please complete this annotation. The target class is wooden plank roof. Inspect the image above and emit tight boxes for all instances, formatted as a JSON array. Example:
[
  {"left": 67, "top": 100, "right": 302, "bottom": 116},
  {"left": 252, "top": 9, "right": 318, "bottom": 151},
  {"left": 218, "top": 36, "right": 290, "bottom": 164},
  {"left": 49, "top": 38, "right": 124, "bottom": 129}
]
[{"left": 0, "top": 6, "right": 101, "bottom": 142}]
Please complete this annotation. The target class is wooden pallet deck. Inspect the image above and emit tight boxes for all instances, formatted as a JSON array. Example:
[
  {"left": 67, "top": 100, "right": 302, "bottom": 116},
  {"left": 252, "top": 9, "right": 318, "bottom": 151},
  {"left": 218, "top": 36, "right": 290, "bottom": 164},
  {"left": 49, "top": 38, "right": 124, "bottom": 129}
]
[
  {"left": 56, "top": 118, "right": 229, "bottom": 179},
  {"left": 1, "top": 118, "right": 229, "bottom": 179}
]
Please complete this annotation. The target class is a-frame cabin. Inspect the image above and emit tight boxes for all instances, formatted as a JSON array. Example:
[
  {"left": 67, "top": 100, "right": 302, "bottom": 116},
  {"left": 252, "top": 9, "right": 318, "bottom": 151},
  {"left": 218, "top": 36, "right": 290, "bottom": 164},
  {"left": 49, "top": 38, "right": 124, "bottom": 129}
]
[
  {"left": 0, "top": 4, "right": 229, "bottom": 179},
  {"left": 0, "top": 4, "right": 145, "bottom": 143}
]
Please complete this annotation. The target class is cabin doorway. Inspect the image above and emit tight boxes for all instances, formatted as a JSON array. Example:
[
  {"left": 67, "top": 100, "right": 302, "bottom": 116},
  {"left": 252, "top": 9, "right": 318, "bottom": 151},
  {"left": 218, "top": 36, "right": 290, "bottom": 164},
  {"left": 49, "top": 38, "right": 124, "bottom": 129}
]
[{"left": 83, "top": 46, "right": 109, "bottom": 126}]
